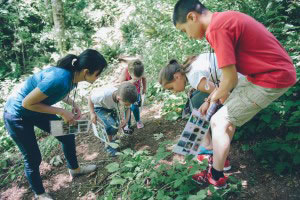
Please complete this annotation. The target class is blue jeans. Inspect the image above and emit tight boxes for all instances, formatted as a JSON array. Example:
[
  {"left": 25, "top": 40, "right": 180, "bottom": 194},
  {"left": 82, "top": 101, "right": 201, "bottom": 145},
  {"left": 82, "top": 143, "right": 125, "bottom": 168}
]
[
  {"left": 94, "top": 107, "right": 119, "bottom": 136},
  {"left": 3, "top": 111, "right": 79, "bottom": 195},
  {"left": 127, "top": 94, "right": 141, "bottom": 126}
]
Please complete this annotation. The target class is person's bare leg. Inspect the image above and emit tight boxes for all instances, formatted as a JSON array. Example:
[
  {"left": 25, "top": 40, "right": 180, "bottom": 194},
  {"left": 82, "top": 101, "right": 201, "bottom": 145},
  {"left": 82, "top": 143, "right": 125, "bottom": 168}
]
[
  {"left": 228, "top": 124, "right": 236, "bottom": 142},
  {"left": 210, "top": 110, "right": 236, "bottom": 172},
  {"left": 201, "top": 130, "right": 213, "bottom": 150}
]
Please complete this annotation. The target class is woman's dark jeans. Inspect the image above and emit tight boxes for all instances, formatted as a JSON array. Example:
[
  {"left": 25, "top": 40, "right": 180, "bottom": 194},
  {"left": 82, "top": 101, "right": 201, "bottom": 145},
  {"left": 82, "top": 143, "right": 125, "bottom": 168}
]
[{"left": 3, "top": 111, "right": 79, "bottom": 195}]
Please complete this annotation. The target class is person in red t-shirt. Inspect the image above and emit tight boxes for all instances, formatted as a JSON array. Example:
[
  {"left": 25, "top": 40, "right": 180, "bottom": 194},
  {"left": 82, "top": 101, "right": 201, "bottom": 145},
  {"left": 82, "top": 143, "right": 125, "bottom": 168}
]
[
  {"left": 119, "top": 59, "right": 147, "bottom": 130},
  {"left": 173, "top": 0, "right": 297, "bottom": 189}
]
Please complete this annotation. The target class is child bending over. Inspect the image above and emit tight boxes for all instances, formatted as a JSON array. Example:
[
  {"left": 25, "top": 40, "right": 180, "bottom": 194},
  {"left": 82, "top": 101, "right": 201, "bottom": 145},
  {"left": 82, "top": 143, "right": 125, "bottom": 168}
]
[
  {"left": 88, "top": 82, "right": 138, "bottom": 156},
  {"left": 159, "top": 53, "right": 243, "bottom": 170}
]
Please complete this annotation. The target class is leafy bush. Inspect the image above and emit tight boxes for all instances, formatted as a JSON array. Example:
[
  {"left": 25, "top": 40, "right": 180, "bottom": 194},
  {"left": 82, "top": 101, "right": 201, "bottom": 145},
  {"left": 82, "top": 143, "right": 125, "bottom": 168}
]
[
  {"left": 253, "top": 135, "right": 300, "bottom": 174},
  {"left": 0, "top": 1, "right": 52, "bottom": 77},
  {"left": 120, "top": 21, "right": 141, "bottom": 44},
  {"left": 0, "top": 121, "right": 14, "bottom": 152},
  {"left": 100, "top": 143, "right": 241, "bottom": 199},
  {"left": 100, "top": 42, "right": 124, "bottom": 63},
  {"left": 0, "top": 0, "right": 120, "bottom": 79},
  {"left": 162, "top": 93, "right": 187, "bottom": 121}
]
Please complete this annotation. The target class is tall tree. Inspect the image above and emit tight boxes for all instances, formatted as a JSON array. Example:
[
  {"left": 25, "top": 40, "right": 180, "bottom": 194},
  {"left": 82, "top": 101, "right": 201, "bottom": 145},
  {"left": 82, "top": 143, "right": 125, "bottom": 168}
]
[
  {"left": 44, "top": 0, "right": 53, "bottom": 24},
  {"left": 51, "top": 0, "right": 66, "bottom": 54}
]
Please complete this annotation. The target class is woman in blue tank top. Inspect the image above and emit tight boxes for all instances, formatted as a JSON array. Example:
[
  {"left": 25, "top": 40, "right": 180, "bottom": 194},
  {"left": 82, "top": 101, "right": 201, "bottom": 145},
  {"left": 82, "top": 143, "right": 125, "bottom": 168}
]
[{"left": 3, "top": 49, "right": 107, "bottom": 200}]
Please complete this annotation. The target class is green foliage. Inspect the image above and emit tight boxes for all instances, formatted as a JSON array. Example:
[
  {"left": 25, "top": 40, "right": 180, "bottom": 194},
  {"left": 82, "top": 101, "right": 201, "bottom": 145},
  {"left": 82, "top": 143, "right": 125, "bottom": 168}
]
[
  {"left": 100, "top": 42, "right": 124, "bottom": 63},
  {"left": 146, "top": 82, "right": 165, "bottom": 101},
  {"left": 63, "top": 0, "right": 95, "bottom": 48},
  {"left": 0, "top": 1, "right": 53, "bottom": 78},
  {"left": 0, "top": 121, "right": 14, "bottom": 152},
  {"left": 146, "top": 81, "right": 187, "bottom": 121},
  {"left": 162, "top": 92, "right": 187, "bottom": 121},
  {"left": 0, "top": 0, "right": 125, "bottom": 80},
  {"left": 38, "top": 136, "right": 60, "bottom": 158},
  {"left": 120, "top": 21, "right": 141, "bottom": 44},
  {"left": 120, "top": 0, "right": 206, "bottom": 79},
  {"left": 253, "top": 135, "right": 300, "bottom": 174},
  {"left": 91, "top": 0, "right": 123, "bottom": 27},
  {"left": 0, "top": 161, "right": 23, "bottom": 187},
  {"left": 0, "top": 134, "right": 60, "bottom": 187},
  {"left": 100, "top": 144, "right": 241, "bottom": 199}
]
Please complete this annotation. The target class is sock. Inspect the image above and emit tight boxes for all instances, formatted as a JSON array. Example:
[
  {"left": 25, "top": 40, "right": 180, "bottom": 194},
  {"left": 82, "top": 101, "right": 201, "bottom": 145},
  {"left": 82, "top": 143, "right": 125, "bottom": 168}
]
[{"left": 211, "top": 167, "right": 224, "bottom": 181}]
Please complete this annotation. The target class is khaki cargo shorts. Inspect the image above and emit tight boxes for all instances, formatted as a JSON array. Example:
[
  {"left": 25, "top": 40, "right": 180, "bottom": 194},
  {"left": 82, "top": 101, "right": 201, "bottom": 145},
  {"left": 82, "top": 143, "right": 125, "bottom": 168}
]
[{"left": 218, "top": 77, "right": 289, "bottom": 127}]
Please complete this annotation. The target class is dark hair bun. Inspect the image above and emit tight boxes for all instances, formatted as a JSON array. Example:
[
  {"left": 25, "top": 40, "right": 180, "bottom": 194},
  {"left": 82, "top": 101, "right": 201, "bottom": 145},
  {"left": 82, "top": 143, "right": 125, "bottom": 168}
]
[{"left": 169, "top": 59, "right": 178, "bottom": 65}]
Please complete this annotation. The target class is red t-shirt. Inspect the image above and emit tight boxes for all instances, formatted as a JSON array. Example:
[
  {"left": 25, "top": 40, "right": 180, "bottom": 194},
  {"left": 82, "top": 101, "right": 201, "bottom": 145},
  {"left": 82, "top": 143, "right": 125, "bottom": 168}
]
[{"left": 206, "top": 11, "right": 296, "bottom": 88}]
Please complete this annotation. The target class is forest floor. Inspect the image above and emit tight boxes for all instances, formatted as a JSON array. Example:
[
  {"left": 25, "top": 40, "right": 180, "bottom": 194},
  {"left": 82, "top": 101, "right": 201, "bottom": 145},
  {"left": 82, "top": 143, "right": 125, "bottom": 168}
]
[
  {"left": 1, "top": 106, "right": 300, "bottom": 200},
  {"left": 0, "top": 61, "right": 299, "bottom": 200}
]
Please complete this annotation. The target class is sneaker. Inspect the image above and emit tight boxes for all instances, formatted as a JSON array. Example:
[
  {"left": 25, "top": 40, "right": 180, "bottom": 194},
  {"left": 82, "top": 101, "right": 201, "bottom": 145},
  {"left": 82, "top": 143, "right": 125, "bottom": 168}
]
[
  {"left": 69, "top": 164, "right": 97, "bottom": 178},
  {"left": 106, "top": 146, "right": 118, "bottom": 157},
  {"left": 192, "top": 167, "right": 228, "bottom": 189},
  {"left": 196, "top": 155, "right": 231, "bottom": 171},
  {"left": 35, "top": 193, "right": 53, "bottom": 200},
  {"left": 123, "top": 126, "right": 134, "bottom": 135},
  {"left": 137, "top": 121, "right": 144, "bottom": 129},
  {"left": 124, "top": 125, "right": 130, "bottom": 131}
]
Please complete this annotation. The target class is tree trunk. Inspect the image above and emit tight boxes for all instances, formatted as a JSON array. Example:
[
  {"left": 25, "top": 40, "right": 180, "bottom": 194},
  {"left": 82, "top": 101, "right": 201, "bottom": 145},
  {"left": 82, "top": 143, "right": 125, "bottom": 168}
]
[
  {"left": 51, "top": 0, "right": 66, "bottom": 54},
  {"left": 44, "top": 0, "right": 53, "bottom": 24}
]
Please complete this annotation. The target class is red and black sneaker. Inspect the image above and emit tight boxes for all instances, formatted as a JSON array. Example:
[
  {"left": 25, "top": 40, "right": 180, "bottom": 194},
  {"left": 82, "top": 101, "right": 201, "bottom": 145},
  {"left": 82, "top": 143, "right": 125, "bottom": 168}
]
[
  {"left": 196, "top": 155, "right": 231, "bottom": 171},
  {"left": 192, "top": 167, "right": 228, "bottom": 189}
]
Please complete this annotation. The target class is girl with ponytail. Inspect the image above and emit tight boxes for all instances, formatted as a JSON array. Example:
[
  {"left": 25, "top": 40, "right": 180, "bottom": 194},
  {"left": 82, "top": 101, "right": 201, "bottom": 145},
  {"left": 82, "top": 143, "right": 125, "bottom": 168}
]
[
  {"left": 159, "top": 53, "right": 242, "bottom": 161},
  {"left": 159, "top": 53, "right": 220, "bottom": 94},
  {"left": 3, "top": 49, "right": 107, "bottom": 200}
]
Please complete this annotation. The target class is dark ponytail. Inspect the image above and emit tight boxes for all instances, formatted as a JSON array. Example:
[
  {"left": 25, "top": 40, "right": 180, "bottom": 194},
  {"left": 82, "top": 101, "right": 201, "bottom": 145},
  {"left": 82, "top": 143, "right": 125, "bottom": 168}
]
[
  {"left": 182, "top": 55, "right": 197, "bottom": 71},
  {"left": 159, "top": 59, "right": 181, "bottom": 86},
  {"left": 128, "top": 59, "right": 144, "bottom": 77},
  {"left": 56, "top": 54, "right": 78, "bottom": 72},
  {"left": 56, "top": 49, "right": 107, "bottom": 76},
  {"left": 158, "top": 57, "right": 193, "bottom": 86}
]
